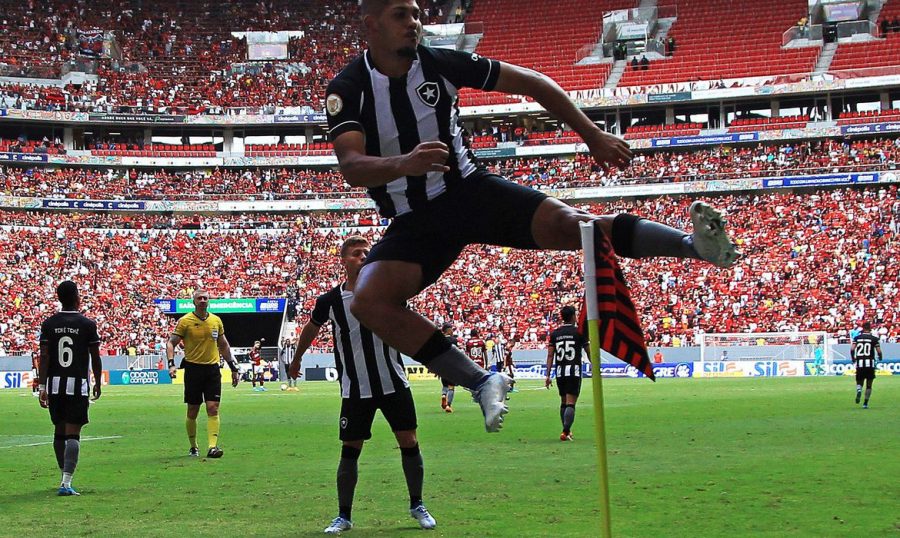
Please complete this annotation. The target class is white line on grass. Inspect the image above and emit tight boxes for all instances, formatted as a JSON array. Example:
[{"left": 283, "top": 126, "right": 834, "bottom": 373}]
[{"left": 0, "top": 435, "right": 123, "bottom": 449}]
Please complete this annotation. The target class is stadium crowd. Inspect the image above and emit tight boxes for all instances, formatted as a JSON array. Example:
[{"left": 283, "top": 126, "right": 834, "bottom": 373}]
[
  {"left": 0, "top": 185, "right": 897, "bottom": 356},
  {"left": 0, "top": 137, "right": 897, "bottom": 199}
]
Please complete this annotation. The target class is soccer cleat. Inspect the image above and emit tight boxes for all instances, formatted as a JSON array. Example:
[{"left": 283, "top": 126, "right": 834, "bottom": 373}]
[
  {"left": 410, "top": 504, "right": 437, "bottom": 530},
  {"left": 189, "top": 447, "right": 200, "bottom": 457},
  {"left": 472, "top": 373, "right": 512, "bottom": 433},
  {"left": 444, "top": 405, "right": 453, "bottom": 413},
  {"left": 855, "top": 392, "right": 861, "bottom": 404},
  {"left": 57, "top": 486, "right": 80, "bottom": 496},
  {"left": 863, "top": 403, "right": 868, "bottom": 409},
  {"left": 206, "top": 447, "right": 224, "bottom": 458},
  {"left": 560, "top": 432, "right": 573, "bottom": 442},
  {"left": 324, "top": 516, "right": 353, "bottom": 534},
  {"left": 689, "top": 201, "right": 740, "bottom": 268},
  {"left": 440, "top": 395, "right": 448, "bottom": 410}
]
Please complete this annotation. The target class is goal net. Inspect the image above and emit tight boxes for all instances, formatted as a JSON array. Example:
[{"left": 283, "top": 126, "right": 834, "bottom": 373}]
[{"left": 698, "top": 331, "right": 833, "bottom": 375}]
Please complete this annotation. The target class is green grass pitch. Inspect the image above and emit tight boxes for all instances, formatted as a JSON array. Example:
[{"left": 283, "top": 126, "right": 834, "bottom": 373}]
[{"left": 1, "top": 377, "right": 897, "bottom": 537}]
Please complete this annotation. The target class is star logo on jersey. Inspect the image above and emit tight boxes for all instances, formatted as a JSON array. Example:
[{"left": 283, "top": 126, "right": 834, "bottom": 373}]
[
  {"left": 416, "top": 81, "right": 440, "bottom": 107},
  {"left": 340, "top": 417, "right": 349, "bottom": 429}
]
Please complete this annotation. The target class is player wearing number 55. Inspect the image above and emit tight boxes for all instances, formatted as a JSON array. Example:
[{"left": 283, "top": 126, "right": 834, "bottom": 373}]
[
  {"left": 38, "top": 280, "right": 103, "bottom": 496},
  {"left": 545, "top": 305, "right": 589, "bottom": 442}
]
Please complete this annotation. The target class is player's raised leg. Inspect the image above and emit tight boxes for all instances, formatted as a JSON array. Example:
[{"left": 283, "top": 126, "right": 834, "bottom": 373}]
[
  {"left": 351, "top": 261, "right": 510, "bottom": 432},
  {"left": 530, "top": 197, "right": 739, "bottom": 267}
]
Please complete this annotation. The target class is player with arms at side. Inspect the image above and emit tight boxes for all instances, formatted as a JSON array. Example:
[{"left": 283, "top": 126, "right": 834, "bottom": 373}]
[
  {"left": 851, "top": 321, "right": 882, "bottom": 409},
  {"left": 166, "top": 289, "right": 240, "bottom": 458},
  {"left": 38, "top": 280, "right": 102, "bottom": 496},
  {"left": 249, "top": 340, "right": 267, "bottom": 391},
  {"left": 327, "top": 0, "right": 739, "bottom": 433},
  {"left": 465, "top": 328, "right": 487, "bottom": 370},
  {"left": 545, "top": 306, "right": 589, "bottom": 441},
  {"left": 289, "top": 236, "right": 437, "bottom": 533},
  {"left": 439, "top": 322, "right": 457, "bottom": 412}
]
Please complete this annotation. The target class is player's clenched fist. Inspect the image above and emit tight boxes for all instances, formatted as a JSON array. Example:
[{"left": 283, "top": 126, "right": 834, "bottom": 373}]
[{"left": 402, "top": 141, "right": 450, "bottom": 176}]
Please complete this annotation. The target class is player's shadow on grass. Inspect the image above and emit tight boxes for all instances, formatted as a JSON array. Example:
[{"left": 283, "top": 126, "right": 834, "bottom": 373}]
[{"left": 0, "top": 489, "right": 70, "bottom": 506}]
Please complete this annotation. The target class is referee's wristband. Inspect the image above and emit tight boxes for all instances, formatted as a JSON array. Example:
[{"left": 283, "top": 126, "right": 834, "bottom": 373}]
[{"left": 167, "top": 359, "right": 176, "bottom": 368}]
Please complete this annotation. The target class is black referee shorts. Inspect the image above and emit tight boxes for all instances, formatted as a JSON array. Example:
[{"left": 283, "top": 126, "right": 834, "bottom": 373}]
[
  {"left": 339, "top": 388, "right": 418, "bottom": 442},
  {"left": 556, "top": 376, "right": 582, "bottom": 398},
  {"left": 183, "top": 361, "right": 222, "bottom": 405},
  {"left": 48, "top": 395, "right": 89, "bottom": 426},
  {"left": 365, "top": 171, "right": 548, "bottom": 288},
  {"left": 855, "top": 366, "right": 876, "bottom": 384}
]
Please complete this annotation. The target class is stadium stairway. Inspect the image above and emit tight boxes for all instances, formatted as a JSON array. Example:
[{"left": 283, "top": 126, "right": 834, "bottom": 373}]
[
  {"left": 604, "top": 60, "right": 628, "bottom": 89},
  {"left": 813, "top": 42, "right": 838, "bottom": 75}
]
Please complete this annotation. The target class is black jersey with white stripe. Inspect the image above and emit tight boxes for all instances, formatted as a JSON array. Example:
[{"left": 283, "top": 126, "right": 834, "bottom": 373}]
[
  {"left": 549, "top": 324, "right": 587, "bottom": 378},
  {"left": 312, "top": 284, "right": 409, "bottom": 399},
  {"left": 39, "top": 311, "right": 100, "bottom": 397},
  {"left": 326, "top": 45, "right": 501, "bottom": 218},
  {"left": 852, "top": 332, "right": 880, "bottom": 368}
]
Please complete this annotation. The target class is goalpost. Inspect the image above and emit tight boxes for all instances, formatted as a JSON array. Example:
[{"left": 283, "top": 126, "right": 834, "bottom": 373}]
[{"left": 697, "top": 331, "right": 834, "bottom": 375}]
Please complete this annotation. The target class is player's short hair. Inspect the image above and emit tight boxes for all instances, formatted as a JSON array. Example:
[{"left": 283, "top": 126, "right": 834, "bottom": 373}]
[
  {"left": 360, "top": 0, "right": 392, "bottom": 17},
  {"left": 56, "top": 280, "right": 79, "bottom": 308},
  {"left": 561, "top": 305, "right": 577, "bottom": 322},
  {"left": 192, "top": 289, "right": 209, "bottom": 299},
  {"left": 862, "top": 321, "right": 872, "bottom": 331},
  {"left": 340, "top": 235, "right": 370, "bottom": 258}
]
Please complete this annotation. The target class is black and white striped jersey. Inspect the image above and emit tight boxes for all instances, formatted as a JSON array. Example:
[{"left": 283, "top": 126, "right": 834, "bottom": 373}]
[
  {"left": 326, "top": 45, "right": 501, "bottom": 218},
  {"left": 39, "top": 311, "right": 101, "bottom": 397},
  {"left": 312, "top": 284, "right": 409, "bottom": 399},
  {"left": 549, "top": 324, "right": 587, "bottom": 378},
  {"left": 852, "top": 332, "right": 880, "bottom": 368}
]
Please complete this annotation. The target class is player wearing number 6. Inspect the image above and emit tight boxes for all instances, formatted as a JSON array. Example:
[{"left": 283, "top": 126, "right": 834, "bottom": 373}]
[
  {"left": 851, "top": 321, "right": 882, "bottom": 409},
  {"left": 545, "top": 306, "right": 589, "bottom": 441},
  {"left": 38, "top": 280, "right": 103, "bottom": 496}
]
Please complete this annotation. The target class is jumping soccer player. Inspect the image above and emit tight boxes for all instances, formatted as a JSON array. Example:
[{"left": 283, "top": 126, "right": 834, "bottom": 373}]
[
  {"left": 166, "top": 289, "right": 240, "bottom": 458},
  {"left": 38, "top": 280, "right": 103, "bottom": 496},
  {"left": 289, "top": 236, "right": 437, "bottom": 533},
  {"left": 327, "top": 0, "right": 738, "bottom": 433},
  {"left": 545, "top": 306, "right": 589, "bottom": 441},
  {"left": 851, "top": 321, "right": 882, "bottom": 409}
]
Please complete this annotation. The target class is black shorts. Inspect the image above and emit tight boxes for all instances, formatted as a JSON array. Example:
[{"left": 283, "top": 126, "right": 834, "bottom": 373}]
[
  {"left": 855, "top": 367, "right": 876, "bottom": 384},
  {"left": 365, "top": 172, "right": 548, "bottom": 288},
  {"left": 441, "top": 377, "right": 454, "bottom": 388},
  {"left": 557, "top": 376, "right": 582, "bottom": 398},
  {"left": 48, "top": 395, "right": 89, "bottom": 426},
  {"left": 183, "top": 361, "right": 222, "bottom": 405},
  {"left": 339, "top": 388, "right": 418, "bottom": 442}
]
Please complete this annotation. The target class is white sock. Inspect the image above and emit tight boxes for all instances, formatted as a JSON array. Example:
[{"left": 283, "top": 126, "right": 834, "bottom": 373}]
[{"left": 62, "top": 472, "right": 73, "bottom": 488}]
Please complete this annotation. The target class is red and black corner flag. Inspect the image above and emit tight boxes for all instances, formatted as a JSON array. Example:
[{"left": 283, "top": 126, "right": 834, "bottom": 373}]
[{"left": 579, "top": 221, "right": 655, "bottom": 381}]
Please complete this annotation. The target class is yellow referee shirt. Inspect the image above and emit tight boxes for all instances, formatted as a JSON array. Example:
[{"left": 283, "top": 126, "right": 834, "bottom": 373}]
[{"left": 173, "top": 311, "right": 224, "bottom": 365}]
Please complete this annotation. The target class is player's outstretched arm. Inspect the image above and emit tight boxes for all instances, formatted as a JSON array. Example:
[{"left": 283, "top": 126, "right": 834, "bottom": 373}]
[
  {"left": 289, "top": 320, "right": 322, "bottom": 380},
  {"left": 89, "top": 343, "right": 102, "bottom": 400},
  {"left": 491, "top": 61, "right": 632, "bottom": 172},
  {"left": 216, "top": 335, "right": 240, "bottom": 387},
  {"left": 333, "top": 130, "right": 450, "bottom": 188}
]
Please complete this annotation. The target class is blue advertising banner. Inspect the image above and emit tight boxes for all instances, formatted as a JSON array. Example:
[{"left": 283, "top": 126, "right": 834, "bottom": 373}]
[
  {"left": 0, "top": 152, "right": 48, "bottom": 163},
  {"left": 109, "top": 369, "right": 172, "bottom": 385},
  {"left": 806, "top": 359, "right": 900, "bottom": 376},
  {"left": 155, "top": 298, "right": 286, "bottom": 314},
  {"left": 840, "top": 122, "right": 900, "bottom": 135},
  {"left": 651, "top": 132, "right": 758, "bottom": 148},
  {"left": 762, "top": 172, "right": 879, "bottom": 189},
  {"left": 273, "top": 114, "right": 327, "bottom": 123}
]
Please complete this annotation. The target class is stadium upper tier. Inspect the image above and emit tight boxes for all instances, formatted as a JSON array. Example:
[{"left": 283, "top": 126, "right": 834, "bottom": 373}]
[
  {"left": 1, "top": 0, "right": 898, "bottom": 114},
  {"left": 0, "top": 137, "right": 895, "bottom": 199},
  {"left": 0, "top": 185, "right": 897, "bottom": 354}
]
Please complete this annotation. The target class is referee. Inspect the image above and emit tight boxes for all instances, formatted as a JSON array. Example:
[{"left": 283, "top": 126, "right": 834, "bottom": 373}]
[
  {"left": 166, "top": 289, "right": 240, "bottom": 458},
  {"left": 289, "top": 236, "right": 437, "bottom": 533}
]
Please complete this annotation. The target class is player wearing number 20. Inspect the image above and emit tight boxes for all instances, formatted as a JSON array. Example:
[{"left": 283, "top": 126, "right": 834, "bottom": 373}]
[
  {"left": 545, "top": 306, "right": 589, "bottom": 441},
  {"left": 38, "top": 280, "right": 103, "bottom": 496}
]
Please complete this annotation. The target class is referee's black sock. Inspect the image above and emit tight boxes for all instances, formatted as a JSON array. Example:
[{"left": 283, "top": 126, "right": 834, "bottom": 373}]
[
  {"left": 414, "top": 330, "right": 489, "bottom": 389},
  {"left": 400, "top": 444, "right": 424, "bottom": 509},
  {"left": 611, "top": 214, "right": 701, "bottom": 260},
  {"left": 337, "top": 445, "right": 361, "bottom": 521},
  {"left": 53, "top": 434, "right": 66, "bottom": 470}
]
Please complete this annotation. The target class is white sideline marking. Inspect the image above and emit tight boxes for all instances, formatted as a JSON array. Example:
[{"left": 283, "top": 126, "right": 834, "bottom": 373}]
[{"left": 0, "top": 435, "right": 123, "bottom": 449}]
